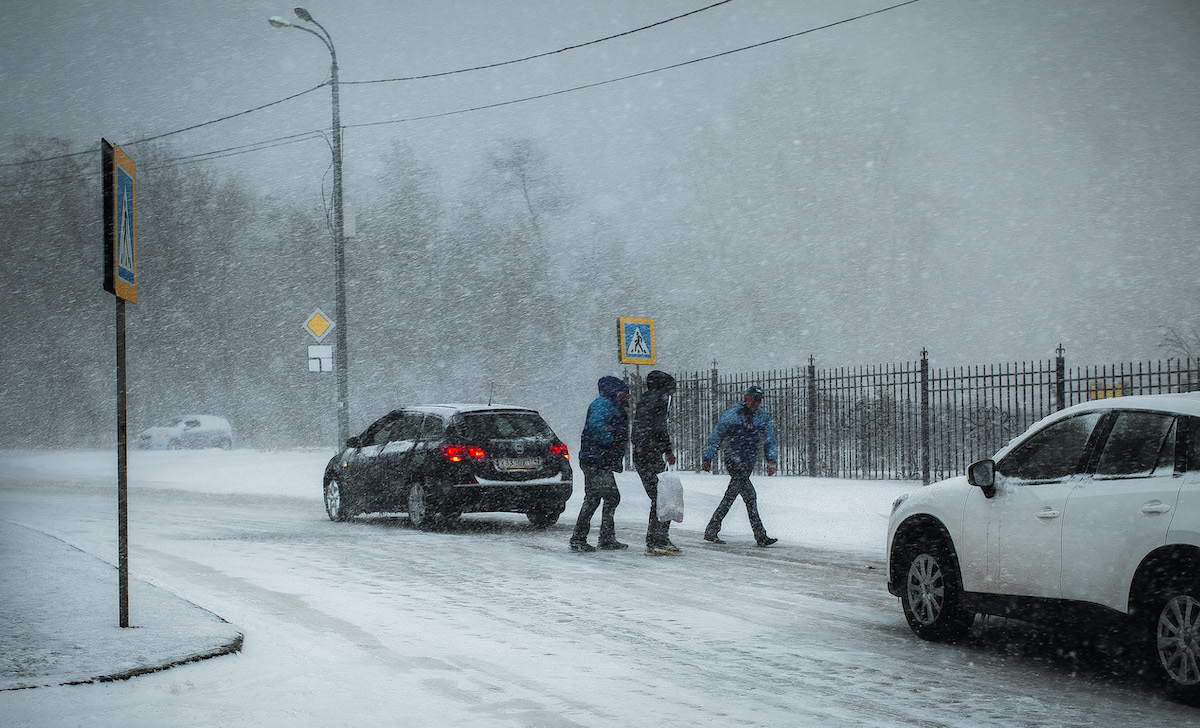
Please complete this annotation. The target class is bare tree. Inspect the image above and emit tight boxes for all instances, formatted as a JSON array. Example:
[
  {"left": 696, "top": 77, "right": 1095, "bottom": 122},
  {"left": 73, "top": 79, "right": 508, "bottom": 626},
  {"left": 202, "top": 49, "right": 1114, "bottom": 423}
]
[{"left": 1160, "top": 324, "right": 1200, "bottom": 359}]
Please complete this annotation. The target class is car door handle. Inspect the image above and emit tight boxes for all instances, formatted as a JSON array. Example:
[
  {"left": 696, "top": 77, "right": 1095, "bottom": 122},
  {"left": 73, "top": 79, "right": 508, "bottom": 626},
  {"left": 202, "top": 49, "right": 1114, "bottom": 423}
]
[
  {"left": 1036, "top": 509, "right": 1061, "bottom": 519},
  {"left": 1141, "top": 503, "right": 1172, "bottom": 514}
]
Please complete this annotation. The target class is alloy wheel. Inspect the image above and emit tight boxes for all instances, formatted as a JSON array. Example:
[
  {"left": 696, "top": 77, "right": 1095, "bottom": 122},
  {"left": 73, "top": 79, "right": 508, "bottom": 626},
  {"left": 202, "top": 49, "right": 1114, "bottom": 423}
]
[
  {"left": 906, "top": 553, "right": 945, "bottom": 626},
  {"left": 1157, "top": 594, "right": 1200, "bottom": 686},
  {"left": 324, "top": 479, "right": 342, "bottom": 521}
]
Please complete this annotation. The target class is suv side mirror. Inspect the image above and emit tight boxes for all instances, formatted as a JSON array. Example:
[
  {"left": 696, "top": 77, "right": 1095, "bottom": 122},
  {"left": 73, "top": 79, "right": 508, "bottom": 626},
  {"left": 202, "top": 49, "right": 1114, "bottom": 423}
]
[{"left": 967, "top": 459, "right": 996, "bottom": 498}]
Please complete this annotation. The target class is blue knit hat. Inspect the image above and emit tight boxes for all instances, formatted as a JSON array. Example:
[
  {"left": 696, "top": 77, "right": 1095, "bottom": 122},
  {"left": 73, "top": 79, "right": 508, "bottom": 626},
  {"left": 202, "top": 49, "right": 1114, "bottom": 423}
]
[{"left": 599, "top": 376, "right": 630, "bottom": 398}]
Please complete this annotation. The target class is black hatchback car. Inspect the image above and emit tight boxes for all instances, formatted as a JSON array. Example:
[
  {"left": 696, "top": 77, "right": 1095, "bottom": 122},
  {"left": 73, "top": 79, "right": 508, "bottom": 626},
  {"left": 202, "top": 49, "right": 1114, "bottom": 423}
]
[{"left": 322, "top": 404, "right": 573, "bottom": 529}]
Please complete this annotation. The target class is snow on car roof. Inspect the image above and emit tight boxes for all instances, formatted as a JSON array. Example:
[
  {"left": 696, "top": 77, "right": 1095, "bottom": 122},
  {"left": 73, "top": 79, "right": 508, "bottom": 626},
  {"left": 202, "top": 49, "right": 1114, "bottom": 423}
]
[
  {"left": 401, "top": 404, "right": 540, "bottom": 416},
  {"left": 174, "top": 415, "right": 231, "bottom": 425},
  {"left": 1056, "top": 391, "right": 1200, "bottom": 418},
  {"left": 991, "top": 392, "right": 1200, "bottom": 461}
]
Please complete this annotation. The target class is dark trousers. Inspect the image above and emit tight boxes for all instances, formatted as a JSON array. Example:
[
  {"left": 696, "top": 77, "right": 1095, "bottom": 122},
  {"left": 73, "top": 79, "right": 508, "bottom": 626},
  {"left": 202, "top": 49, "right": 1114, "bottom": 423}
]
[
  {"left": 705, "top": 470, "right": 767, "bottom": 542},
  {"left": 572, "top": 466, "right": 621, "bottom": 545},
  {"left": 637, "top": 469, "right": 672, "bottom": 547}
]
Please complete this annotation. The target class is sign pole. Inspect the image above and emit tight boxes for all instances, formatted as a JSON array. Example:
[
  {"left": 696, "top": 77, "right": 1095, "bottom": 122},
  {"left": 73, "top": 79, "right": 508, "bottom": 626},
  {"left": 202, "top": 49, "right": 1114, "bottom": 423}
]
[
  {"left": 103, "top": 138, "right": 138, "bottom": 628},
  {"left": 115, "top": 297, "right": 129, "bottom": 627}
]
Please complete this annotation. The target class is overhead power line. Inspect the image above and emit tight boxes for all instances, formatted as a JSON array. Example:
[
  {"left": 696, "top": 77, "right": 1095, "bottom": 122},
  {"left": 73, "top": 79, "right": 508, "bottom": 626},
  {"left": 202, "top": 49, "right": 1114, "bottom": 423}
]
[
  {"left": 0, "top": 84, "right": 327, "bottom": 169},
  {"left": 343, "top": 0, "right": 734, "bottom": 85},
  {"left": 346, "top": 0, "right": 923, "bottom": 132},
  {"left": 0, "top": 0, "right": 922, "bottom": 177},
  {"left": 0, "top": 0, "right": 733, "bottom": 169}
]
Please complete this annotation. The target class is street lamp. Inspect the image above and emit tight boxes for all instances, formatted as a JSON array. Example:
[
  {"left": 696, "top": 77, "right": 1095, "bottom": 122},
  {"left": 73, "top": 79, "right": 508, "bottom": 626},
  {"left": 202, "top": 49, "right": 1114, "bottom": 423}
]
[{"left": 270, "top": 8, "right": 350, "bottom": 445}]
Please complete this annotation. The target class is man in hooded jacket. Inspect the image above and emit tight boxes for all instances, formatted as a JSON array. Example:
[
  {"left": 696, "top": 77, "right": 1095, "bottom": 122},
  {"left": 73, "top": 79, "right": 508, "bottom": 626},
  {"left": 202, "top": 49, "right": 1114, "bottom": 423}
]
[
  {"left": 570, "top": 376, "right": 630, "bottom": 551},
  {"left": 702, "top": 385, "right": 779, "bottom": 547},
  {"left": 632, "top": 370, "right": 679, "bottom": 554}
]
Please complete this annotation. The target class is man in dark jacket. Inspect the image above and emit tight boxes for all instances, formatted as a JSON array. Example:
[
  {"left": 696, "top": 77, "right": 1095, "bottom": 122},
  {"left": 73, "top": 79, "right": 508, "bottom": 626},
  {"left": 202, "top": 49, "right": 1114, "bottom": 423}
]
[
  {"left": 570, "top": 376, "right": 630, "bottom": 551},
  {"left": 632, "top": 370, "right": 679, "bottom": 555},
  {"left": 702, "top": 385, "right": 779, "bottom": 547}
]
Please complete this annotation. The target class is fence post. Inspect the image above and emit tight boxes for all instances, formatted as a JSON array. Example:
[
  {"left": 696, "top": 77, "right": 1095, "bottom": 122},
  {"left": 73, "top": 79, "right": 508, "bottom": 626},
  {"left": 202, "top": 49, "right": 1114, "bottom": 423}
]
[
  {"left": 709, "top": 362, "right": 720, "bottom": 470},
  {"left": 805, "top": 356, "right": 818, "bottom": 476},
  {"left": 1055, "top": 344, "right": 1066, "bottom": 411},
  {"left": 920, "top": 348, "right": 930, "bottom": 485}
]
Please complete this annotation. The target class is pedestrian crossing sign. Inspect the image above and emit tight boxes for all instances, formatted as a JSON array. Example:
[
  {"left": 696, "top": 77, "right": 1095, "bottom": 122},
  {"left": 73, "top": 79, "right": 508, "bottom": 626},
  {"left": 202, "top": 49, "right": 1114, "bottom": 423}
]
[
  {"left": 102, "top": 140, "right": 138, "bottom": 303},
  {"left": 619, "top": 317, "right": 656, "bottom": 365}
]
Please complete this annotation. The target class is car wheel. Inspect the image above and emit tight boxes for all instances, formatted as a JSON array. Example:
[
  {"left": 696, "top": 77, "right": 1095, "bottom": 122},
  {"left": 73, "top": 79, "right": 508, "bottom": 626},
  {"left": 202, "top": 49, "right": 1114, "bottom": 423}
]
[
  {"left": 168, "top": 439, "right": 183, "bottom": 450},
  {"left": 1146, "top": 578, "right": 1200, "bottom": 702},
  {"left": 526, "top": 504, "right": 563, "bottom": 528},
  {"left": 324, "top": 478, "right": 349, "bottom": 522},
  {"left": 407, "top": 482, "right": 436, "bottom": 531},
  {"left": 219, "top": 437, "right": 232, "bottom": 450},
  {"left": 898, "top": 535, "right": 975, "bottom": 642}
]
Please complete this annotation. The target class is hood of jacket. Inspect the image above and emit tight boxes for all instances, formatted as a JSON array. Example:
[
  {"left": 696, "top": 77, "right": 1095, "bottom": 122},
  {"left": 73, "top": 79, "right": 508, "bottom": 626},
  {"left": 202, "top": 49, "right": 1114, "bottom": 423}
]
[{"left": 645, "top": 370, "right": 676, "bottom": 392}]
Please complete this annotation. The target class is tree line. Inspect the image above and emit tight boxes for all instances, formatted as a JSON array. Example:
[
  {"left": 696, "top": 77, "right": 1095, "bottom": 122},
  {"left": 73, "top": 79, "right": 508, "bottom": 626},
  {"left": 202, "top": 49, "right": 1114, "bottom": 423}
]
[{"left": 1, "top": 135, "right": 625, "bottom": 449}]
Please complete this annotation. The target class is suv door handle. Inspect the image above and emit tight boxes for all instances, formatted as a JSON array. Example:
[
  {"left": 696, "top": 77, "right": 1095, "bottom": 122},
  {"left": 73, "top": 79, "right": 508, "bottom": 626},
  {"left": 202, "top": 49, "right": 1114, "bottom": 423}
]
[
  {"left": 1141, "top": 502, "right": 1172, "bottom": 514},
  {"left": 1036, "top": 509, "right": 1061, "bottom": 519}
]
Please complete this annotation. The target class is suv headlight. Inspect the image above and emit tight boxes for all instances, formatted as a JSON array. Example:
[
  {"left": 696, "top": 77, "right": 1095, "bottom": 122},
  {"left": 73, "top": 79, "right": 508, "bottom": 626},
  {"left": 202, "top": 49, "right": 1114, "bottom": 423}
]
[{"left": 891, "top": 493, "right": 909, "bottom": 515}]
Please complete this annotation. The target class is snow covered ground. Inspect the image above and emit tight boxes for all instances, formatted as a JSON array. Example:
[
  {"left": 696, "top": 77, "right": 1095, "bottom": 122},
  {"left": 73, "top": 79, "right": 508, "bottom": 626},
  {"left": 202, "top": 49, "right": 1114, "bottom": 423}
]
[{"left": 1, "top": 449, "right": 1195, "bottom": 726}]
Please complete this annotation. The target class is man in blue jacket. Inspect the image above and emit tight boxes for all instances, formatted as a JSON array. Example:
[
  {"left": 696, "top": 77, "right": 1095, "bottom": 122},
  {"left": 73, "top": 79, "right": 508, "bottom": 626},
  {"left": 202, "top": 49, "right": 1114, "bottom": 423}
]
[
  {"left": 570, "top": 376, "right": 631, "bottom": 551},
  {"left": 701, "top": 385, "right": 779, "bottom": 547}
]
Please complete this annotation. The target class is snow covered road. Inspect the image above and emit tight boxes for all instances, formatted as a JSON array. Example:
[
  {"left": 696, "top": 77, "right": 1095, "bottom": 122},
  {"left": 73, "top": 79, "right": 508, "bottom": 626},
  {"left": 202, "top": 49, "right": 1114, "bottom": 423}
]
[{"left": 2, "top": 450, "right": 1196, "bottom": 726}]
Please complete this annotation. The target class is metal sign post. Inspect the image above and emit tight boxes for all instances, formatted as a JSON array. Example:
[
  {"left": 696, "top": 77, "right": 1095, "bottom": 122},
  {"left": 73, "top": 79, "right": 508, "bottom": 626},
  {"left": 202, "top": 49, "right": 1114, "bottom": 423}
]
[{"left": 102, "top": 139, "right": 138, "bottom": 628}]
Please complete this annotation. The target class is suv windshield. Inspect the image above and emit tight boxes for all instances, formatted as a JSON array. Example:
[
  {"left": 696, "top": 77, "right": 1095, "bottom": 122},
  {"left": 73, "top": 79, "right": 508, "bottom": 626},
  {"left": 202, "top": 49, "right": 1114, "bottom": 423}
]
[{"left": 461, "top": 412, "right": 553, "bottom": 440}]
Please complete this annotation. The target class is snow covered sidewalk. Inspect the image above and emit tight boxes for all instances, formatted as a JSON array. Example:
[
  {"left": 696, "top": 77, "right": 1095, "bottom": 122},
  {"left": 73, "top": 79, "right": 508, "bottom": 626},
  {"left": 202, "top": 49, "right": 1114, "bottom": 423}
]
[{"left": 0, "top": 520, "right": 242, "bottom": 691}]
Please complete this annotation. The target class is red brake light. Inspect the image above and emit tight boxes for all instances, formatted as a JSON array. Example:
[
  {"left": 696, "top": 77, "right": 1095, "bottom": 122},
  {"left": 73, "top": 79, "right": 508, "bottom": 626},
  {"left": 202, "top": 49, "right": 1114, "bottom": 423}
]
[
  {"left": 441, "top": 444, "right": 486, "bottom": 462},
  {"left": 551, "top": 443, "right": 569, "bottom": 459}
]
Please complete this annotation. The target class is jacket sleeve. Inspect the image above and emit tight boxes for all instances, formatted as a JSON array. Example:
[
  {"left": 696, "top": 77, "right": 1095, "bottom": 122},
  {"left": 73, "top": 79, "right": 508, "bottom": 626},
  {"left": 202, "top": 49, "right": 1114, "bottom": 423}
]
[
  {"left": 762, "top": 411, "right": 779, "bottom": 463},
  {"left": 654, "top": 397, "right": 673, "bottom": 452},
  {"left": 703, "top": 409, "right": 731, "bottom": 462},
  {"left": 657, "top": 411, "right": 673, "bottom": 453}
]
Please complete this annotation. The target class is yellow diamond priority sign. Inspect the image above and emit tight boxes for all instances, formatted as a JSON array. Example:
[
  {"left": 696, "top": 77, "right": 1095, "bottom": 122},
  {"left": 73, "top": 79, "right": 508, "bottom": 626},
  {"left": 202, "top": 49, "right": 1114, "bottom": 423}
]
[{"left": 304, "top": 308, "right": 334, "bottom": 342}]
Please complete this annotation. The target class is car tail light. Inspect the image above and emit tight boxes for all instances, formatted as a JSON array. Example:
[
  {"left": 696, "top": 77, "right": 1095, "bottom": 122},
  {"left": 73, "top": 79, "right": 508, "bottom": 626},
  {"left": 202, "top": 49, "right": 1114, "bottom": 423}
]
[
  {"left": 440, "top": 444, "right": 486, "bottom": 462},
  {"left": 550, "top": 442, "right": 569, "bottom": 459}
]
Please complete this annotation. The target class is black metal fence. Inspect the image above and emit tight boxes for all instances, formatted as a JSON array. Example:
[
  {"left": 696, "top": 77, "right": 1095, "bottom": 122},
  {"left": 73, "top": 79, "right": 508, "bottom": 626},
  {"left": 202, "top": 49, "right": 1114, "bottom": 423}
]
[{"left": 636, "top": 350, "right": 1198, "bottom": 482}]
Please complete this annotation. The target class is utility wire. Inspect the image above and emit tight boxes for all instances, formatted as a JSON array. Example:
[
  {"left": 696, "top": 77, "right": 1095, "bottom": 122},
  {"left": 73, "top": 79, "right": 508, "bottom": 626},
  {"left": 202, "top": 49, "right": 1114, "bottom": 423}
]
[
  {"left": 0, "top": 0, "right": 922, "bottom": 178},
  {"left": 343, "top": 0, "right": 734, "bottom": 85},
  {"left": 0, "top": 0, "right": 733, "bottom": 169},
  {"left": 0, "top": 84, "right": 326, "bottom": 169},
  {"left": 346, "top": 0, "right": 921, "bottom": 130}
]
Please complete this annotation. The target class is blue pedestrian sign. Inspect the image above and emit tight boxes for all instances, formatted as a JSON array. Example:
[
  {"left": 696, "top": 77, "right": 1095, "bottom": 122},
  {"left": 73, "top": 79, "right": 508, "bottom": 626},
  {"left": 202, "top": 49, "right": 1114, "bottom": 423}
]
[
  {"left": 102, "top": 140, "right": 138, "bottom": 303},
  {"left": 619, "top": 317, "right": 656, "bottom": 365}
]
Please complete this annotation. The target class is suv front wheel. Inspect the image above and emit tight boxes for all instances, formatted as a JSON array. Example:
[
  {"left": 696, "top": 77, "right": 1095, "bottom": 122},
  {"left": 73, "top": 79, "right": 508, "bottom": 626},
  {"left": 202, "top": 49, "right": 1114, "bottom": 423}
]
[{"left": 897, "top": 535, "right": 975, "bottom": 642}]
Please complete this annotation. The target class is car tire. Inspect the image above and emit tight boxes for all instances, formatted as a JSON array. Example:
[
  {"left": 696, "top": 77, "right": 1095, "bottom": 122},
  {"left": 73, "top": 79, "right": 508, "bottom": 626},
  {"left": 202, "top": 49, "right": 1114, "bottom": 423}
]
[
  {"left": 324, "top": 478, "right": 350, "bottom": 522},
  {"left": 219, "top": 437, "right": 232, "bottom": 450},
  {"left": 1144, "top": 577, "right": 1200, "bottom": 702},
  {"left": 168, "top": 439, "right": 183, "bottom": 450},
  {"left": 526, "top": 504, "right": 563, "bottom": 528},
  {"left": 407, "top": 482, "right": 437, "bottom": 531},
  {"left": 897, "top": 535, "right": 975, "bottom": 642}
]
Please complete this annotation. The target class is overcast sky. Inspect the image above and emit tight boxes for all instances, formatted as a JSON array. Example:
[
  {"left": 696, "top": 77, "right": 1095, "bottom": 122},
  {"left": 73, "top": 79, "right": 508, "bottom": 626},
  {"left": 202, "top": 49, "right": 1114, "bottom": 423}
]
[{"left": 4, "top": 0, "right": 1198, "bottom": 370}]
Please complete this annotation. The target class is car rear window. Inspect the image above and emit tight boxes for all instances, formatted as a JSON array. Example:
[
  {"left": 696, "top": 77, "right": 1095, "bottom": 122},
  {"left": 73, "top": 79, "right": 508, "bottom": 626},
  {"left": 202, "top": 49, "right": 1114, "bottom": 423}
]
[{"left": 461, "top": 412, "right": 553, "bottom": 440}]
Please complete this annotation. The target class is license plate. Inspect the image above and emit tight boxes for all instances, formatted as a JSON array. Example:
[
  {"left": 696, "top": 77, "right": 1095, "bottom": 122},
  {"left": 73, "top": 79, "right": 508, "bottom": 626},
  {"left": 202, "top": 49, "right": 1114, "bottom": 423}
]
[{"left": 496, "top": 457, "right": 541, "bottom": 470}]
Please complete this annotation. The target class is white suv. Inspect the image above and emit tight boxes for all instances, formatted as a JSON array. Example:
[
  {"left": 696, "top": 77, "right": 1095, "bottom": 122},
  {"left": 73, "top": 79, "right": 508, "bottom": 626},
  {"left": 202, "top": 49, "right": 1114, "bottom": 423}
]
[{"left": 887, "top": 393, "right": 1200, "bottom": 700}]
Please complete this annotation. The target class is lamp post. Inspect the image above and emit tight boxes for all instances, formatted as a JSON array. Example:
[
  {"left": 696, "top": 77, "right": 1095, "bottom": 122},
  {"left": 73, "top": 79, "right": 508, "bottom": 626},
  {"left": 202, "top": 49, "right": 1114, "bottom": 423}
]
[{"left": 270, "top": 8, "right": 350, "bottom": 445}]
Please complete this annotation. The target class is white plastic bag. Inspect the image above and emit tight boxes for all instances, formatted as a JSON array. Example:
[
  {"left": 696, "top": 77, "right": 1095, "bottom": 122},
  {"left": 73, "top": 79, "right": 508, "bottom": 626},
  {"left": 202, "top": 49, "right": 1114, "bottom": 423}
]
[{"left": 656, "top": 468, "right": 684, "bottom": 523}]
